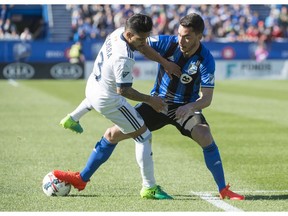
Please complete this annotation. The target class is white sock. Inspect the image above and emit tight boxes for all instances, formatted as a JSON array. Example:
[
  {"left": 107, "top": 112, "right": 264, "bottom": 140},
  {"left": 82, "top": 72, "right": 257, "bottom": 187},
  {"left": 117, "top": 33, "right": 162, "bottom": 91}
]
[
  {"left": 135, "top": 130, "right": 156, "bottom": 188},
  {"left": 70, "top": 98, "right": 92, "bottom": 122}
]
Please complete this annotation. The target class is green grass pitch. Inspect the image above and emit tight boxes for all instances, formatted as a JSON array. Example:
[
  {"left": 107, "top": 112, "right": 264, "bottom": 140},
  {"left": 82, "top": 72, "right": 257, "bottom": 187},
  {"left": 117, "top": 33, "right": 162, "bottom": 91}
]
[{"left": 0, "top": 79, "right": 288, "bottom": 212}]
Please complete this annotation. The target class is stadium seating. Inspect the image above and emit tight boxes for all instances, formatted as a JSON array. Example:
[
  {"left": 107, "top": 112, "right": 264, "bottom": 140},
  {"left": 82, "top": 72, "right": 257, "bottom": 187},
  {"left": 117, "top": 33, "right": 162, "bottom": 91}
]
[{"left": 0, "top": 4, "right": 287, "bottom": 42}]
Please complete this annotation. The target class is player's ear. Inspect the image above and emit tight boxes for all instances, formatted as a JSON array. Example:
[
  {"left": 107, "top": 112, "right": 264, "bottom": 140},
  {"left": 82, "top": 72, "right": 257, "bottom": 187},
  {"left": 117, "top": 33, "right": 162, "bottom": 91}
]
[
  {"left": 197, "top": 33, "right": 203, "bottom": 41},
  {"left": 126, "top": 31, "right": 134, "bottom": 40}
]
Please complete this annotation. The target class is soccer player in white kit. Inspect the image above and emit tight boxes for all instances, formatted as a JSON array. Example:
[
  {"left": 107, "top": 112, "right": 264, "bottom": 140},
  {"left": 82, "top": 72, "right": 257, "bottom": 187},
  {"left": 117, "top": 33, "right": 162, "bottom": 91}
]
[{"left": 54, "top": 14, "right": 181, "bottom": 199}]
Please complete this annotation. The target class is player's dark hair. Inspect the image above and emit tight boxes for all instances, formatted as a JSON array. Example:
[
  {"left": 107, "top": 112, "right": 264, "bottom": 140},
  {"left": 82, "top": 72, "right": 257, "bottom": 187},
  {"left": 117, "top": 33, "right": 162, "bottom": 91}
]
[
  {"left": 125, "top": 13, "right": 153, "bottom": 34},
  {"left": 180, "top": 13, "right": 205, "bottom": 34}
]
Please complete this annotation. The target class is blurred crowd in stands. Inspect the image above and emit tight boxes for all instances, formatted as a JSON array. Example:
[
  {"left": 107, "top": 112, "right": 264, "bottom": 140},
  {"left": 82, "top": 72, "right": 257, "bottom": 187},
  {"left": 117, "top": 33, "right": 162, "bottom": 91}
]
[
  {"left": 0, "top": 4, "right": 287, "bottom": 43},
  {"left": 0, "top": 5, "right": 33, "bottom": 41},
  {"left": 67, "top": 4, "right": 288, "bottom": 43}
]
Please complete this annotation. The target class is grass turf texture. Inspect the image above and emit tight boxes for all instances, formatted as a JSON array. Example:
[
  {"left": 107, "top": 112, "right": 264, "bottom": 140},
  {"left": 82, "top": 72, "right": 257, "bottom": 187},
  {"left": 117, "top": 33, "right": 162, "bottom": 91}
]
[{"left": 0, "top": 79, "right": 287, "bottom": 212}]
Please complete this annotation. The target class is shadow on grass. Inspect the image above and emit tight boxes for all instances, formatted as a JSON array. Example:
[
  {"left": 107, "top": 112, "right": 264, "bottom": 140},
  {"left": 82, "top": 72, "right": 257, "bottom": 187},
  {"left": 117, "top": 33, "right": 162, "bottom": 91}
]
[
  {"left": 66, "top": 193, "right": 288, "bottom": 200},
  {"left": 68, "top": 194, "right": 137, "bottom": 198},
  {"left": 244, "top": 194, "right": 288, "bottom": 200},
  {"left": 68, "top": 194, "right": 100, "bottom": 198},
  {"left": 172, "top": 194, "right": 198, "bottom": 200},
  {"left": 68, "top": 194, "right": 199, "bottom": 200}
]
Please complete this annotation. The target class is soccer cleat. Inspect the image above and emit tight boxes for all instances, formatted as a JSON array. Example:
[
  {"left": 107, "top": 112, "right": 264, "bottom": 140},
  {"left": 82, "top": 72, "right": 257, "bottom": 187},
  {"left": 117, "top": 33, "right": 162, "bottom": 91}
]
[
  {"left": 53, "top": 170, "right": 87, "bottom": 191},
  {"left": 140, "top": 185, "right": 173, "bottom": 200},
  {"left": 60, "top": 114, "right": 83, "bottom": 134},
  {"left": 219, "top": 184, "right": 245, "bottom": 200}
]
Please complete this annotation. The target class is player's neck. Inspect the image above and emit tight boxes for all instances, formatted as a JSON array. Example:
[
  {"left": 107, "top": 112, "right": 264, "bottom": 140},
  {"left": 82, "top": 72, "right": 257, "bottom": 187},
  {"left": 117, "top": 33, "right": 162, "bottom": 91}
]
[
  {"left": 121, "top": 32, "right": 136, "bottom": 51},
  {"left": 183, "top": 42, "right": 200, "bottom": 58}
]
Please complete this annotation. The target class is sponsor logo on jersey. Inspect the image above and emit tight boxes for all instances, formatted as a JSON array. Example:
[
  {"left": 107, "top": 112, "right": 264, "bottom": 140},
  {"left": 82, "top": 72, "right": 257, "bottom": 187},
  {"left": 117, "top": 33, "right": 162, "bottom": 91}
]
[{"left": 180, "top": 74, "right": 193, "bottom": 84}]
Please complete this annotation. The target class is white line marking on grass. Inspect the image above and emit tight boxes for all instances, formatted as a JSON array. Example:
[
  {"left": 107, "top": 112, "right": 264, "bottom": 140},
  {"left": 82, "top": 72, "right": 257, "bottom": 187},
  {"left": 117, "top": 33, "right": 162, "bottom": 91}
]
[
  {"left": 8, "top": 79, "right": 19, "bottom": 87},
  {"left": 191, "top": 191, "right": 244, "bottom": 212},
  {"left": 198, "top": 190, "right": 288, "bottom": 193},
  {"left": 237, "top": 190, "right": 288, "bottom": 193}
]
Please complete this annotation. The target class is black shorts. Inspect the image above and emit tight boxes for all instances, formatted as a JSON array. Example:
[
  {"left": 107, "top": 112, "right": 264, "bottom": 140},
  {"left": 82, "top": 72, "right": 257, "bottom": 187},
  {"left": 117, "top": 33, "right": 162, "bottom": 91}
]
[{"left": 135, "top": 102, "right": 209, "bottom": 139}]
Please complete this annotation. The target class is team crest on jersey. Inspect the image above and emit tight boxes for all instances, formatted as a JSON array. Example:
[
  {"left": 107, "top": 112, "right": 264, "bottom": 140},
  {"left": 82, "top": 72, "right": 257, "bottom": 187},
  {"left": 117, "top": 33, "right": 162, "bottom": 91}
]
[{"left": 187, "top": 63, "right": 198, "bottom": 75}]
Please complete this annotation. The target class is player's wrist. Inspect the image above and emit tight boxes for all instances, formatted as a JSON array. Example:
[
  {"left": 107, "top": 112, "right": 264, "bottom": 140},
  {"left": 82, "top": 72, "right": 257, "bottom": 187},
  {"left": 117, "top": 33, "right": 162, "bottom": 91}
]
[
  {"left": 143, "top": 95, "right": 152, "bottom": 104},
  {"left": 188, "top": 103, "right": 196, "bottom": 112},
  {"left": 160, "top": 58, "right": 169, "bottom": 68}
]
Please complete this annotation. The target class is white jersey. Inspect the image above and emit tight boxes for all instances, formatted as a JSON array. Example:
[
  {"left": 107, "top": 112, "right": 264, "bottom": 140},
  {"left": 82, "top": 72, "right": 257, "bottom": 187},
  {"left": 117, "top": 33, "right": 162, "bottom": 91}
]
[
  {"left": 85, "top": 27, "right": 144, "bottom": 134},
  {"left": 87, "top": 27, "right": 135, "bottom": 105}
]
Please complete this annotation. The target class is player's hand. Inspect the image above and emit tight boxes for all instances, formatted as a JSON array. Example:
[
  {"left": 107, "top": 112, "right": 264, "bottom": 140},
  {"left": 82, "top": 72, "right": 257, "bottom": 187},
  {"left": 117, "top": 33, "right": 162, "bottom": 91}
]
[
  {"left": 163, "top": 61, "right": 181, "bottom": 79},
  {"left": 175, "top": 104, "right": 192, "bottom": 120},
  {"left": 148, "top": 96, "right": 167, "bottom": 113}
]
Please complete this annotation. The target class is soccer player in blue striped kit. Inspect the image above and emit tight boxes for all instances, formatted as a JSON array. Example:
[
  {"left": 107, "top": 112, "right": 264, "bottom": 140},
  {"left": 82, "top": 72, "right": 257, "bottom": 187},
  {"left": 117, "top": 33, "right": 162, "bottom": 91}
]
[{"left": 55, "top": 13, "right": 244, "bottom": 200}]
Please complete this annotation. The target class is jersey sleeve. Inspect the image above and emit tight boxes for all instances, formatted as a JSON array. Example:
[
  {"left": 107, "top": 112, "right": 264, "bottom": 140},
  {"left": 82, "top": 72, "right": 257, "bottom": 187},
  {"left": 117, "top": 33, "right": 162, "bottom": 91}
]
[
  {"left": 114, "top": 57, "right": 135, "bottom": 88},
  {"left": 147, "top": 35, "right": 175, "bottom": 56},
  {"left": 200, "top": 52, "right": 215, "bottom": 88}
]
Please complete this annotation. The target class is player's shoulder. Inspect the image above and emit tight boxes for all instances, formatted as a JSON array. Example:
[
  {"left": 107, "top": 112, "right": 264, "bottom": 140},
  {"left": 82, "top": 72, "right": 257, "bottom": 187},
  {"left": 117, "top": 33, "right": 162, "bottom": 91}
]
[
  {"left": 199, "top": 43, "right": 215, "bottom": 63},
  {"left": 148, "top": 34, "right": 176, "bottom": 44},
  {"left": 200, "top": 43, "right": 213, "bottom": 57}
]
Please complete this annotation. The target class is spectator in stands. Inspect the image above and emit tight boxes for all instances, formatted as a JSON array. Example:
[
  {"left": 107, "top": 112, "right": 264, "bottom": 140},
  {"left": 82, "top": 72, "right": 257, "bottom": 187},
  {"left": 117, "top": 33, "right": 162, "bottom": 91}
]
[
  {"left": 265, "top": 9, "right": 277, "bottom": 28},
  {"left": 3, "top": 26, "right": 19, "bottom": 40},
  {"left": 271, "top": 25, "right": 284, "bottom": 39},
  {"left": 1, "top": 5, "right": 9, "bottom": 21},
  {"left": 68, "top": 41, "right": 85, "bottom": 64},
  {"left": 88, "top": 24, "right": 99, "bottom": 41},
  {"left": 20, "top": 27, "right": 32, "bottom": 41},
  {"left": 0, "top": 18, "right": 3, "bottom": 32},
  {"left": 2, "top": 18, "right": 11, "bottom": 32},
  {"left": 0, "top": 28, "right": 4, "bottom": 39},
  {"left": 278, "top": 5, "right": 288, "bottom": 37},
  {"left": 250, "top": 11, "right": 260, "bottom": 27},
  {"left": 246, "top": 25, "right": 259, "bottom": 42},
  {"left": 254, "top": 41, "right": 269, "bottom": 62}
]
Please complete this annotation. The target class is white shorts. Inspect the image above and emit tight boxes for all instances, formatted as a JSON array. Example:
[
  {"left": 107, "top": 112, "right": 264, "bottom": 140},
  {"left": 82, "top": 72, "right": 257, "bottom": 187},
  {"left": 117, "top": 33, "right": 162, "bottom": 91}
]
[{"left": 85, "top": 74, "right": 145, "bottom": 134}]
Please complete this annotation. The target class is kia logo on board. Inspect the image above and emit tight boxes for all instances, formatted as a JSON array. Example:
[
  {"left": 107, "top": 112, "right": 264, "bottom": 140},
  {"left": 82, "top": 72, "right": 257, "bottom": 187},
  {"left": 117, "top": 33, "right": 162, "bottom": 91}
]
[
  {"left": 3, "top": 62, "right": 35, "bottom": 79},
  {"left": 50, "top": 63, "right": 83, "bottom": 79}
]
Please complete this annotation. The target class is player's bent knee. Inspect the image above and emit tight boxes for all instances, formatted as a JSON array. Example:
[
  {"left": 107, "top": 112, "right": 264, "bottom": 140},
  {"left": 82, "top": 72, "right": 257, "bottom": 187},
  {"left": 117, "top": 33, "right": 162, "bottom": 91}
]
[
  {"left": 133, "top": 128, "right": 152, "bottom": 143},
  {"left": 103, "top": 127, "right": 128, "bottom": 144},
  {"left": 103, "top": 128, "right": 114, "bottom": 143},
  {"left": 192, "top": 124, "right": 213, "bottom": 146}
]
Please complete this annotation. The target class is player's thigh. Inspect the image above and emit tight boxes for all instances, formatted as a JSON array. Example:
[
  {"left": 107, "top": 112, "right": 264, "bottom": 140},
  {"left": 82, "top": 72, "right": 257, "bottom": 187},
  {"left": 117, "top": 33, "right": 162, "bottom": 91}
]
[
  {"left": 174, "top": 113, "right": 212, "bottom": 142},
  {"left": 103, "top": 101, "right": 146, "bottom": 135},
  {"left": 135, "top": 102, "right": 169, "bottom": 131}
]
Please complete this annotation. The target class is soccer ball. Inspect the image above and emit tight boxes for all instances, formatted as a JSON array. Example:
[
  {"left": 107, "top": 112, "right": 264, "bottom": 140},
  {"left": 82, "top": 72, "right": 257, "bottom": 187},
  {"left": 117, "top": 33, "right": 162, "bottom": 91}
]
[{"left": 42, "top": 171, "right": 71, "bottom": 196}]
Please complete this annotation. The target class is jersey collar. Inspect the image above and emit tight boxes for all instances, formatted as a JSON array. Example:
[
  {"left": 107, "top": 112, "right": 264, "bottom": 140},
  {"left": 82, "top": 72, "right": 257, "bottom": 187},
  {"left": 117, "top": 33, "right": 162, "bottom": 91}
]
[{"left": 120, "top": 33, "right": 136, "bottom": 51}]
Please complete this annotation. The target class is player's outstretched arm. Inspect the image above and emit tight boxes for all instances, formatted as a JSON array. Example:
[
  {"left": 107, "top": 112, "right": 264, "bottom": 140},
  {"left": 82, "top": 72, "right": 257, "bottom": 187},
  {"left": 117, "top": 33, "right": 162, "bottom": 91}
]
[
  {"left": 138, "top": 45, "right": 181, "bottom": 79},
  {"left": 117, "top": 86, "right": 166, "bottom": 113}
]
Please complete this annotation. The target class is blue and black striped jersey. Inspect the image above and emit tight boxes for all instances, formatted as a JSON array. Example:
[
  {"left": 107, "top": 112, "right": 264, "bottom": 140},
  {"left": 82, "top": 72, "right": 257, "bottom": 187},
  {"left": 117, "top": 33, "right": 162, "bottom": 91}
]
[{"left": 148, "top": 35, "right": 215, "bottom": 104}]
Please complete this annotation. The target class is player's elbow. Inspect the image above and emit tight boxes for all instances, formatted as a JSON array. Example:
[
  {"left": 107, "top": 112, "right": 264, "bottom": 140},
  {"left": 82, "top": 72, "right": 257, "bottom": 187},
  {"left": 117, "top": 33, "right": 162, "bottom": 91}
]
[
  {"left": 205, "top": 98, "right": 213, "bottom": 108},
  {"left": 116, "top": 86, "right": 128, "bottom": 97},
  {"left": 200, "top": 96, "right": 212, "bottom": 109}
]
